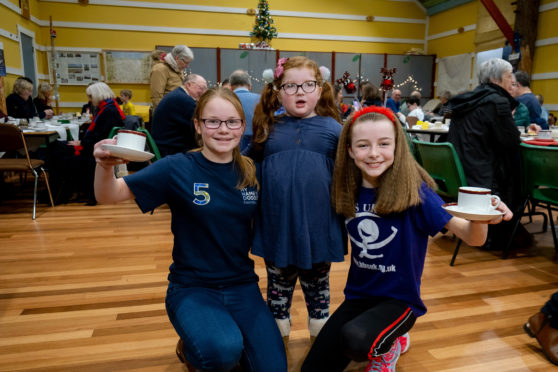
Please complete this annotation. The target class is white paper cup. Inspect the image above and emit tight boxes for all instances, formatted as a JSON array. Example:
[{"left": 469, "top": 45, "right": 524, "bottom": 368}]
[
  {"left": 116, "top": 130, "right": 146, "bottom": 151},
  {"left": 457, "top": 187, "right": 501, "bottom": 213}
]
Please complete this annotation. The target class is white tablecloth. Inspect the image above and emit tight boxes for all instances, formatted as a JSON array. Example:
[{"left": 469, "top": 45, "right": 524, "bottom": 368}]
[{"left": 44, "top": 123, "right": 80, "bottom": 141}]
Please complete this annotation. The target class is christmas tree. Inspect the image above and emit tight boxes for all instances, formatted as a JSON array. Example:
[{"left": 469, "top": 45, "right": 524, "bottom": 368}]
[{"left": 250, "top": 0, "right": 278, "bottom": 43}]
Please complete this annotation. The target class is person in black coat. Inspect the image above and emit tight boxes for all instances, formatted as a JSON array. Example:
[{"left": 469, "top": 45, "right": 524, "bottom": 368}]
[
  {"left": 6, "top": 77, "right": 54, "bottom": 119},
  {"left": 447, "top": 58, "right": 528, "bottom": 251},
  {"left": 50, "top": 82, "right": 124, "bottom": 205},
  {"left": 33, "top": 82, "right": 55, "bottom": 117}
]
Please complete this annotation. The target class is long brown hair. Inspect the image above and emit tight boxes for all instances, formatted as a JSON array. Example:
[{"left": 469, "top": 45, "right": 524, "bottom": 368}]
[
  {"left": 331, "top": 109, "right": 435, "bottom": 217},
  {"left": 193, "top": 87, "right": 258, "bottom": 190},
  {"left": 252, "top": 56, "right": 340, "bottom": 149}
]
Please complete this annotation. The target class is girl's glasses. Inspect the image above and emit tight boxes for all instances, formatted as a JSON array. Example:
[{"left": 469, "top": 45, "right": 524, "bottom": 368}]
[
  {"left": 201, "top": 118, "right": 243, "bottom": 129},
  {"left": 280, "top": 80, "right": 318, "bottom": 95}
]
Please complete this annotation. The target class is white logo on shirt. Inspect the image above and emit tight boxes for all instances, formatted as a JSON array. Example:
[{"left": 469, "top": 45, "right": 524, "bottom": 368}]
[
  {"left": 347, "top": 212, "right": 398, "bottom": 260},
  {"left": 241, "top": 188, "right": 258, "bottom": 204}
]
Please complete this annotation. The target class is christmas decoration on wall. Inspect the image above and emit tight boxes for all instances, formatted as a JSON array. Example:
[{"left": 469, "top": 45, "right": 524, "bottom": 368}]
[
  {"left": 250, "top": 0, "right": 278, "bottom": 46},
  {"left": 336, "top": 71, "right": 356, "bottom": 94},
  {"left": 380, "top": 67, "right": 397, "bottom": 92}
]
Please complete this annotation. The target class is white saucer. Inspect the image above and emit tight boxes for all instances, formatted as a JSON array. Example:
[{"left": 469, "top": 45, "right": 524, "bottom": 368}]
[
  {"left": 101, "top": 144, "right": 154, "bottom": 162},
  {"left": 442, "top": 203, "right": 503, "bottom": 222}
]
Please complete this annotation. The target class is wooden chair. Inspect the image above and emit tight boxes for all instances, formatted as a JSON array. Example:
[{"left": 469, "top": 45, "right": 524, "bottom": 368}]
[
  {"left": 0, "top": 124, "right": 54, "bottom": 219},
  {"left": 405, "top": 116, "right": 419, "bottom": 128},
  {"left": 413, "top": 140, "right": 468, "bottom": 265}
]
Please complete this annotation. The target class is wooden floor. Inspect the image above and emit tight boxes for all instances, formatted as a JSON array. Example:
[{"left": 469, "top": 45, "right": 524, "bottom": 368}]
[{"left": 0, "top": 198, "right": 557, "bottom": 372}]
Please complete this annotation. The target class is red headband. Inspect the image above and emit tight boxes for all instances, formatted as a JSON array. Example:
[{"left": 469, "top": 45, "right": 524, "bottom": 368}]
[{"left": 350, "top": 106, "right": 396, "bottom": 125}]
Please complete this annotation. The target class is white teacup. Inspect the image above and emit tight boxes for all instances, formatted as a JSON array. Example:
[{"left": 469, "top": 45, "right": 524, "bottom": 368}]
[
  {"left": 457, "top": 187, "right": 501, "bottom": 213},
  {"left": 116, "top": 130, "right": 146, "bottom": 151},
  {"left": 538, "top": 130, "right": 552, "bottom": 139},
  {"left": 434, "top": 121, "right": 443, "bottom": 128}
]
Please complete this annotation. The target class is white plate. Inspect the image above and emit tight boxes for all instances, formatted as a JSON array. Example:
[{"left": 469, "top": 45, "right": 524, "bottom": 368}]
[
  {"left": 101, "top": 144, "right": 154, "bottom": 162},
  {"left": 442, "top": 203, "right": 503, "bottom": 222}
]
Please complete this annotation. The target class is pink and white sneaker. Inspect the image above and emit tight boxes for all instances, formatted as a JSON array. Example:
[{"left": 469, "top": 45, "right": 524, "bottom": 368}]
[
  {"left": 398, "top": 332, "right": 410, "bottom": 354},
  {"left": 365, "top": 338, "right": 402, "bottom": 372}
]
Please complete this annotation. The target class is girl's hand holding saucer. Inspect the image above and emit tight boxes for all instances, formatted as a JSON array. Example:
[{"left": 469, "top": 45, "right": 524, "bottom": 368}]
[{"left": 94, "top": 138, "right": 128, "bottom": 168}]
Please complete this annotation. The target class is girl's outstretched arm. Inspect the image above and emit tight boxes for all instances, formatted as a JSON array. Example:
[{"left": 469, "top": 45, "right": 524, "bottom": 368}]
[
  {"left": 445, "top": 201, "right": 513, "bottom": 246},
  {"left": 93, "top": 138, "right": 135, "bottom": 204}
]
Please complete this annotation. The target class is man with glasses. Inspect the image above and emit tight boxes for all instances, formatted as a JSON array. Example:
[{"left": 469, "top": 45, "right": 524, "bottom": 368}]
[
  {"left": 150, "top": 45, "right": 194, "bottom": 110},
  {"left": 229, "top": 70, "right": 260, "bottom": 150},
  {"left": 152, "top": 74, "right": 207, "bottom": 157}
]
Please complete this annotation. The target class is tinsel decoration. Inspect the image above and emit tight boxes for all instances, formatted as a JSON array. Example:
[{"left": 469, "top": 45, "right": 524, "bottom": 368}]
[{"left": 250, "top": 0, "right": 278, "bottom": 43}]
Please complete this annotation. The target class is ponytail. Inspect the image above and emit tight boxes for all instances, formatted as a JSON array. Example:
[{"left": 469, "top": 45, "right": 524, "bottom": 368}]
[
  {"left": 232, "top": 148, "right": 259, "bottom": 190},
  {"left": 316, "top": 82, "right": 341, "bottom": 122},
  {"left": 252, "top": 82, "right": 281, "bottom": 150}
]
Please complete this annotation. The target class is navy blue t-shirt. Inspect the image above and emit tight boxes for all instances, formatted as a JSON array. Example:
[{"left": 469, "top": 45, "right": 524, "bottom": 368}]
[
  {"left": 344, "top": 184, "right": 452, "bottom": 317},
  {"left": 124, "top": 151, "right": 259, "bottom": 287}
]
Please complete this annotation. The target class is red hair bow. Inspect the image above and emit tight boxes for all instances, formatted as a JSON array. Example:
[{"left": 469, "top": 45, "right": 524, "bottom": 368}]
[{"left": 351, "top": 106, "right": 396, "bottom": 125}]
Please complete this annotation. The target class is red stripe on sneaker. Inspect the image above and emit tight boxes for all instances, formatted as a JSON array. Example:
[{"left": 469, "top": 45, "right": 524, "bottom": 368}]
[{"left": 368, "top": 307, "right": 412, "bottom": 358}]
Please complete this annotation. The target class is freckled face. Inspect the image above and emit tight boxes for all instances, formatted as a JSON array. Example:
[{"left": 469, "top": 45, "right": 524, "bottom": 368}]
[{"left": 348, "top": 119, "right": 396, "bottom": 188}]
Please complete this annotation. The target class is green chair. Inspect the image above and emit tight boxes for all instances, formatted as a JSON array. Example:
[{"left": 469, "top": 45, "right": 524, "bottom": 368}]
[
  {"left": 506, "top": 143, "right": 558, "bottom": 256},
  {"left": 136, "top": 127, "right": 161, "bottom": 162},
  {"left": 403, "top": 128, "right": 418, "bottom": 161},
  {"left": 413, "top": 140, "right": 468, "bottom": 265},
  {"left": 108, "top": 126, "right": 161, "bottom": 163}
]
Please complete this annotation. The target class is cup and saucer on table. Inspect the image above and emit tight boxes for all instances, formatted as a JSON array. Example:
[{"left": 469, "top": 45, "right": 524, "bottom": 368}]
[
  {"left": 442, "top": 187, "right": 504, "bottom": 221},
  {"left": 101, "top": 130, "right": 155, "bottom": 162}
]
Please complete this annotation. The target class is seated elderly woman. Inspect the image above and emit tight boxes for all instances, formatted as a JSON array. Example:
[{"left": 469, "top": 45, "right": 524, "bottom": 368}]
[
  {"left": 447, "top": 58, "right": 530, "bottom": 252},
  {"left": 33, "top": 82, "right": 55, "bottom": 116},
  {"left": 6, "top": 77, "right": 54, "bottom": 119},
  {"left": 49, "top": 82, "right": 124, "bottom": 205}
]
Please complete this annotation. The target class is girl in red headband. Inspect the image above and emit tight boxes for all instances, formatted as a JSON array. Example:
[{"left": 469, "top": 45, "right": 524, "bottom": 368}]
[{"left": 302, "top": 106, "right": 512, "bottom": 372}]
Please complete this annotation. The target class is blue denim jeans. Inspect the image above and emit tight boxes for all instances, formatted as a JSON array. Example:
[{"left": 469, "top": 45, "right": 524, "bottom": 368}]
[{"left": 165, "top": 281, "right": 287, "bottom": 372}]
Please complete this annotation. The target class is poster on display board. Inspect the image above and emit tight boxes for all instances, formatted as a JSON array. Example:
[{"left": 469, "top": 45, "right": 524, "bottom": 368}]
[
  {"left": 103, "top": 50, "right": 152, "bottom": 84},
  {"left": 48, "top": 51, "right": 102, "bottom": 85}
]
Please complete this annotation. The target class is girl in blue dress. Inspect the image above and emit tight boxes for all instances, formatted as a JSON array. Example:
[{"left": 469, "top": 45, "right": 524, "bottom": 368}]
[
  {"left": 93, "top": 87, "right": 286, "bottom": 372},
  {"left": 302, "top": 106, "right": 512, "bottom": 372},
  {"left": 248, "top": 56, "right": 346, "bottom": 340}
]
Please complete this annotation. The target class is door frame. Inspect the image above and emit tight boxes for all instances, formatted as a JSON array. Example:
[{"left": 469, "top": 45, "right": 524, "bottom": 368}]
[{"left": 17, "top": 24, "right": 39, "bottom": 85}]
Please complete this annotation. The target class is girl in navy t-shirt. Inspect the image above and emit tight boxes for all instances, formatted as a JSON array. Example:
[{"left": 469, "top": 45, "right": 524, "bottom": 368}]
[
  {"left": 302, "top": 106, "right": 512, "bottom": 372},
  {"left": 93, "top": 88, "right": 286, "bottom": 372}
]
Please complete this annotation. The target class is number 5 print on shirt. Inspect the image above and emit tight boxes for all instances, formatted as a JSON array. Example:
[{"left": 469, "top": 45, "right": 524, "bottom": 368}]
[{"left": 193, "top": 183, "right": 210, "bottom": 205}]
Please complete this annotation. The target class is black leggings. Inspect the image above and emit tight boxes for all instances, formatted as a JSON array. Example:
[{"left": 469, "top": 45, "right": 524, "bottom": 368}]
[{"left": 301, "top": 297, "right": 416, "bottom": 372}]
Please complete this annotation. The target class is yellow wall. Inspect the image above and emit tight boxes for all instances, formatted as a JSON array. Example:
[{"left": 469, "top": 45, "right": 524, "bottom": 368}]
[
  {"left": 1, "top": 0, "right": 429, "bottom": 113},
  {"left": 3, "top": 0, "right": 557, "bottom": 113},
  {"left": 428, "top": 0, "right": 558, "bottom": 112}
]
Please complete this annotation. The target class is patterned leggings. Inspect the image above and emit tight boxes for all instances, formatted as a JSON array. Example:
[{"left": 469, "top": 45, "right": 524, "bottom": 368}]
[{"left": 265, "top": 261, "right": 331, "bottom": 320}]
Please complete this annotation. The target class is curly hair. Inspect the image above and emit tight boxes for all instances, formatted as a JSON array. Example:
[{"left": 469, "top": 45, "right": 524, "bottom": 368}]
[{"left": 331, "top": 110, "right": 435, "bottom": 217}]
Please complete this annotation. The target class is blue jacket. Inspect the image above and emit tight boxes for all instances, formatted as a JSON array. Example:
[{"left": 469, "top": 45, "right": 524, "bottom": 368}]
[{"left": 234, "top": 88, "right": 260, "bottom": 136}]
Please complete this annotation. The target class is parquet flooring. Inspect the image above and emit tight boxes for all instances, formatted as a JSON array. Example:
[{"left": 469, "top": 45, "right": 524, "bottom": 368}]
[{"left": 0, "top": 198, "right": 557, "bottom": 371}]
